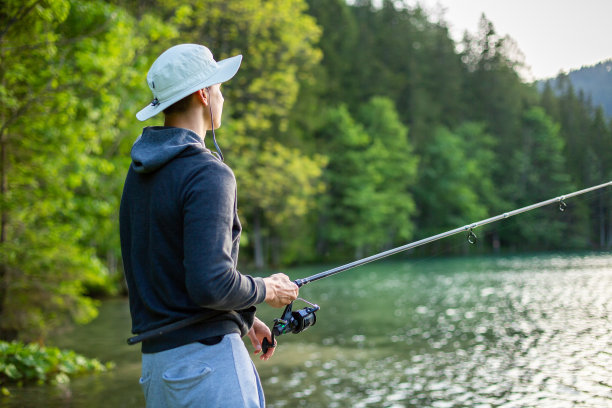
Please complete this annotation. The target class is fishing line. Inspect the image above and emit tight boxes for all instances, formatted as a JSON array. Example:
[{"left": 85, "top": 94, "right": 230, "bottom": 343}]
[{"left": 206, "top": 87, "right": 224, "bottom": 162}]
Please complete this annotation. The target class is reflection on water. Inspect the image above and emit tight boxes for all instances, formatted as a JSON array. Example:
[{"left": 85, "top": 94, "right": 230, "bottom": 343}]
[
  {"left": 3, "top": 253, "right": 611, "bottom": 407},
  {"left": 256, "top": 253, "right": 612, "bottom": 408}
]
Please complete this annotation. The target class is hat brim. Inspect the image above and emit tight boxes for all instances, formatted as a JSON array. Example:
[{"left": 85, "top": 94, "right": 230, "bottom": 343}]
[{"left": 136, "top": 54, "right": 242, "bottom": 121}]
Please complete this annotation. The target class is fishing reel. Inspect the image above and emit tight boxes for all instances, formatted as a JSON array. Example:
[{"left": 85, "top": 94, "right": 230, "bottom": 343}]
[{"left": 262, "top": 298, "right": 319, "bottom": 354}]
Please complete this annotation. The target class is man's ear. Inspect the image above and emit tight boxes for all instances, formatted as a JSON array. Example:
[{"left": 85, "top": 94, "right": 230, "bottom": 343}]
[{"left": 195, "top": 89, "right": 209, "bottom": 106}]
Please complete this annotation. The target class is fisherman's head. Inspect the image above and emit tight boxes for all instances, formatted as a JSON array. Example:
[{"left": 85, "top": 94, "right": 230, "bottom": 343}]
[{"left": 136, "top": 44, "right": 242, "bottom": 127}]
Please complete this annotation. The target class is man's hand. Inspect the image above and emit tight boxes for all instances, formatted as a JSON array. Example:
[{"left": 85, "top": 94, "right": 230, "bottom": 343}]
[
  {"left": 247, "top": 317, "right": 276, "bottom": 361},
  {"left": 263, "top": 273, "right": 299, "bottom": 308}
]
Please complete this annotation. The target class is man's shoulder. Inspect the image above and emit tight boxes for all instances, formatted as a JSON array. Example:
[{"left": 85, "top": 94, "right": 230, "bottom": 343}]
[{"left": 178, "top": 149, "right": 236, "bottom": 184}]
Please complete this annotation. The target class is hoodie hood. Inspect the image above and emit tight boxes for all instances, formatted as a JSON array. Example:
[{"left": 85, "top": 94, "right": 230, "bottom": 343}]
[{"left": 131, "top": 126, "right": 208, "bottom": 173}]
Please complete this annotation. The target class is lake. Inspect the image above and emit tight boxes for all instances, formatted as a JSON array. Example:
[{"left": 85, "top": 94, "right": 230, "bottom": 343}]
[{"left": 3, "top": 252, "right": 612, "bottom": 407}]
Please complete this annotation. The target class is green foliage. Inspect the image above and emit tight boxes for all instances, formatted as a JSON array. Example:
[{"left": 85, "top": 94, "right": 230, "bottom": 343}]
[
  {"left": 0, "top": 0, "right": 176, "bottom": 340},
  {"left": 0, "top": 340, "right": 112, "bottom": 387},
  {"left": 148, "top": 0, "right": 322, "bottom": 133},
  {"left": 414, "top": 125, "right": 490, "bottom": 236},
  {"left": 498, "top": 107, "right": 577, "bottom": 248},
  {"left": 316, "top": 97, "right": 418, "bottom": 259},
  {"left": 308, "top": 0, "right": 465, "bottom": 144},
  {"left": 354, "top": 97, "right": 418, "bottom": 249},
  {"left": 231, "top": 135, "right": 327, "bottom": 266},
  {"left": 460, "top": 15, "right": 527, "bottom": 149}
]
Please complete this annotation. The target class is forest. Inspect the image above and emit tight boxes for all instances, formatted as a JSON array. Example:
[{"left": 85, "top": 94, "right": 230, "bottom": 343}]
[
  {"left": 539, "top": 59, "right": 612, "bottom": 118},
  {"left": 1, "top": 0, "right": 611, "bottom": 342}
]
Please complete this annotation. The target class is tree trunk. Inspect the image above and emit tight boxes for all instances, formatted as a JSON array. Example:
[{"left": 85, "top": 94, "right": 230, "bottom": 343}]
[
  {"left": 492, "top": 229, "right": 501, "bottom": 253},
  {"left": 0, "top": 136, "right": 10, "bottom": 339},
  {"left": 599, "top": 191, "right": 605, "bottom": 248},
  {"left": 1, "top": 136, "right": 5, "bottom": 244},
  {"left": 315, "top": 215, "right": 329, "bottom": 258},
  {"left": 271, "top": 236, "right": 280, "bottom": 268},
  {"left": 608, "top": 200, "right": 612, "bottom": 249},
  {"left": 253, "top": 211, "right": 265, "bottom": 269}
]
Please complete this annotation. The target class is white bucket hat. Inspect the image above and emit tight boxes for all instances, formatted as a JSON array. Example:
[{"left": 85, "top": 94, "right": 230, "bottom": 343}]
[{"left": 136, "top": 44, "right": 242, "bottom": 121}]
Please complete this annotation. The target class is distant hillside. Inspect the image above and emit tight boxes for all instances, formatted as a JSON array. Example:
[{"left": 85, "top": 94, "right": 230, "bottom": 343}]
[{"left": 539, "top": 59, "right": 612, "bottom": 118}]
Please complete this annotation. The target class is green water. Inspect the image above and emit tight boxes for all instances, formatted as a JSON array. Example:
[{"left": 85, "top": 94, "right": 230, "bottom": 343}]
[{"left": 3, "top": 253, "right": 612, "bottom": 407}]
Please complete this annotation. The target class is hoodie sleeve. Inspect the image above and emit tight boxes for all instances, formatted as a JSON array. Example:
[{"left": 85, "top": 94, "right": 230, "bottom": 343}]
[{"left": 182, "top": 162, "right": 266, "bottom": 310}]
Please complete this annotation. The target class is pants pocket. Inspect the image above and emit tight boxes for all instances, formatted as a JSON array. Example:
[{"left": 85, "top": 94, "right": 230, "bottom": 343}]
[
  {"left": 139, "top": 373, "right": 151, "bottom": 400},
  {"left": 161, "top": 361, "right": 213, "bottom": 406}
]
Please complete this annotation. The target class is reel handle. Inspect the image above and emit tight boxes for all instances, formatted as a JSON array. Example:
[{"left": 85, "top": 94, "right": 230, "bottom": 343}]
[
  {"left": 261, "top": 302, "right": 293, "bottom": 355},
  {"left": 262, "top": 336, "right": 275, "bottom": 354}
]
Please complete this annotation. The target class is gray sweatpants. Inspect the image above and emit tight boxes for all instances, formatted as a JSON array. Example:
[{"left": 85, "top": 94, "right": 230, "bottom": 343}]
[{"left": 139, "top": 333, "right": 265, "bottom": 407}]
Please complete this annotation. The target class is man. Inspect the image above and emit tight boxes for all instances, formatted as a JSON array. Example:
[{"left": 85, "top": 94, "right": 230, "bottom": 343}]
[{"left": 120, "top": 43, "right": 299, "bottom": 407}]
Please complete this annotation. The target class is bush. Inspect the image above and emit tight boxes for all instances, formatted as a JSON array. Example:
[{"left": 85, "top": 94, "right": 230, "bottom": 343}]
[{"left": 0, "top": 341, "right": 114, "bottom": 388}]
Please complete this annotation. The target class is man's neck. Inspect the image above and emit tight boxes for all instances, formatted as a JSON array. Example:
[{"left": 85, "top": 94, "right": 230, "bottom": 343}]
[{"left": 164, "top": 113, "right": 208, "bottom": 140}]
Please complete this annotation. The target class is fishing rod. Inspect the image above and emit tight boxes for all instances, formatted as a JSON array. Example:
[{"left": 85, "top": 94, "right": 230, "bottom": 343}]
[
  {"left": 260, "top": 181, "right": 612, "bottom": 353},
  {"left": 293, "top": 180, "right": 612, "bottom": 287},
  {"left": 127, "top": 181, "right": 611, "bottom": 348}
]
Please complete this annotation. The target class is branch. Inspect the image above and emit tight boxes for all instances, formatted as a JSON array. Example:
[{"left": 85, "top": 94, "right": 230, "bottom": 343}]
[
  {"left": 0, "top": 49, "right": 69, "bottom": 139},
  {"left": 0, "top": 12, "right": 117, "bottom": 53},
  {"left": 0, "top": 0, "right": 43, "bottom": 42}
]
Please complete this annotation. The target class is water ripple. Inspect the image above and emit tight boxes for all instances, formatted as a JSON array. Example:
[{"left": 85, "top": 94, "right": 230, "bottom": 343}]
[{"left": 259, "top": 253, "right": 612, "bottom": 408}]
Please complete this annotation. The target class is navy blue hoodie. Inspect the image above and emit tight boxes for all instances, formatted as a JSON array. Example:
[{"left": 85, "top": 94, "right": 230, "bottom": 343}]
[{"left": 120, "top": 126, "right": 266, "bottom": 353}]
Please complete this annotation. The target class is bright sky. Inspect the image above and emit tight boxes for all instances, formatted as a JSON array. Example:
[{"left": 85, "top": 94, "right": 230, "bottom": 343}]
[{"left": 408, "top": 0, "right": 612, "bottom": 80}]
